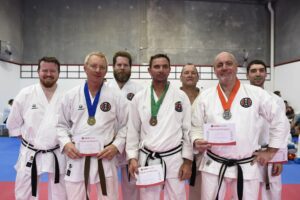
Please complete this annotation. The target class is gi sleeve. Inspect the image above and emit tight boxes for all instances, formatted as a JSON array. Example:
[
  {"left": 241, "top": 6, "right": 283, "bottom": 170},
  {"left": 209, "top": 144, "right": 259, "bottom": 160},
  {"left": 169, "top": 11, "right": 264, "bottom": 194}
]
[
  {"left": 57, "top": 94, "right": 73, "bottom": 152},
  {"left": 112, "top": 94, "right": 128, "bottom": 154},
  {"left": 191, "top": 95, "right": 205, "bottom": 143},
  {"left": 181, "top": 93, "right": 193, "bottom": 161},
  {"left": 6, "top": 92, "right": 24, "bottom": 137},
  {"left": 259, "top": 91, "right": 290, "bottom": 149},
  {"left": 126, "top": 95, "right": 141, "bottom": 160}
]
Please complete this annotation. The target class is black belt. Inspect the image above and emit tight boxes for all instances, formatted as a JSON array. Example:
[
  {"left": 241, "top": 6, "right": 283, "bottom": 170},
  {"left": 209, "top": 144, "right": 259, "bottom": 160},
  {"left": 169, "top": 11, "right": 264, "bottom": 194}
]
[
  {"left": 140, "top": 144, "right": 182, "bottom": 182},
  {"left": 83, "top": 140, "right": 113, "bottom": 200},
  {"left": 207, "top": 150, "right": 255, "bottom": 200},
  {"left": 22, "top": 139, "right": 60, "bottom": 197},
  {"left": 260, "top": 145, "right": 270, "bottom": 190},
  {"left": 189, "top": 155, "right": 197, "bottom": 186}
]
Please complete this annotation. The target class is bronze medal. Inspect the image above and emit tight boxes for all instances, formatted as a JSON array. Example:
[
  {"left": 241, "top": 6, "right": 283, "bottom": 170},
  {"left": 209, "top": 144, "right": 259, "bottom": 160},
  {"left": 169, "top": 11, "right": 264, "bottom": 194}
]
[
  {"left": 87, "top": 117, "right": 96, "bottom": 125},
  {"left": 223, "top": 110, "right": 232, "bottom": 120},
  {"left": 149, "top": 116, "right": 157, "bottom": 126}
]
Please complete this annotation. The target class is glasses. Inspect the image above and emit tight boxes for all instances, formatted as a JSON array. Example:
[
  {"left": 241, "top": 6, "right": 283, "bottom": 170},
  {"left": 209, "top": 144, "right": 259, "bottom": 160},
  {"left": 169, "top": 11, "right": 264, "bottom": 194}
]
[{"left": 88, "top": 64, "right": 107, "bottom": 71}]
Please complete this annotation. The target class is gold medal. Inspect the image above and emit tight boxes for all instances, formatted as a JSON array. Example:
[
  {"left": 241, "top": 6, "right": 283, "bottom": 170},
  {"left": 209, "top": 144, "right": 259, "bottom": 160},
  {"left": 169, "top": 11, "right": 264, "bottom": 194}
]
[
  {"left": 87, "top": 117, "right": 96, "bottom": 125},
  {"left": 149, "top": 116, "right": 157, "bottom": 126}
]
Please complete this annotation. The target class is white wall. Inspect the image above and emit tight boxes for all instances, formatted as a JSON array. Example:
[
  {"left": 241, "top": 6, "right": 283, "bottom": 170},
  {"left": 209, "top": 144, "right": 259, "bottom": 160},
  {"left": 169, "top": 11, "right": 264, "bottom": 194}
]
[
  {"left": 275, "top": 61, "right": 300, "bottom": 113},
  {"left": 0, "top": 61, "right": 20, "bottom": 114},
  {"left": 0, "top": 61, "right": 273, "bottom": 112},
  {"left": 1, "top": 61, "right": 275, "bottom": 115}
]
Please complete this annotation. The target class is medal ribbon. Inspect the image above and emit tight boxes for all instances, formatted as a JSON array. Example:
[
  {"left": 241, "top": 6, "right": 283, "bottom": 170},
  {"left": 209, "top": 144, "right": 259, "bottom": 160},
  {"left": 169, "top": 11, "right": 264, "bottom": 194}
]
[
  {"left": 217, "top": 79, "right": 240, "bottom": 111},
  {"left": 84, "top": 82, "right": 101, "bottom": 118},
  {"left": 151, "top": 82, "right": 170, "bottom": 118}
]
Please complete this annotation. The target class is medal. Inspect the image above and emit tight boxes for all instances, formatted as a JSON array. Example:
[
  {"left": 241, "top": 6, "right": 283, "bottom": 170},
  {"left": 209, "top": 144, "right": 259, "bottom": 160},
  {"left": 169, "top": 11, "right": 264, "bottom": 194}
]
[
  {"left": 217, "top": 79, "right": 240, "bottom": 120},
  {"left": 150, "top": 82, "right": 170, "bottom": 127},
  {"left": 87, "top": 117, "right": 96, "bottom": 125},
  {"left": 149, "top": 116, "right": 158, "bottom": 126},
  {"left": 223, "top": 110, "right": 232, "bottom": 120},
  {"left": 84, "top": 82, "right": 102, "bottom": 126}
]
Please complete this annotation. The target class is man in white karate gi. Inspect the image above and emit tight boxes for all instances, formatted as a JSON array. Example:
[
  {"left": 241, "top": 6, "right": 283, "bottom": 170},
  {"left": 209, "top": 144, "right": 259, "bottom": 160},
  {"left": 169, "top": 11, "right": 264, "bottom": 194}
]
[
  {"left": 57, "top": 52, "right": 128, "bottom": 200},
  {"left": 191, "top": 52, "right": 289, "bottom": 200},
  {"left": 107, "top": 51, "right": 142, "bottom": 200},
  {"left": 127, "top": 54, "right": 193, "bottom": 200},
  {"left": 247, "top": 59, "right": 287, "bottom": 200},
  {"left": 7, "top": 57, "right": 67, "bottom": 200},
  {"left": 180, "top": 64, "right": 202, "bottom": 200}
]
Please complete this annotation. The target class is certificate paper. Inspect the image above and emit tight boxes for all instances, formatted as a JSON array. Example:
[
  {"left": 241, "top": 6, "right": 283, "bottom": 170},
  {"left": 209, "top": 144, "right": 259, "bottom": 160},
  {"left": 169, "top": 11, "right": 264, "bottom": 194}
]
[
  {"left": 74, "top": 136, "right": 103, "bottom": 156},
  {"left": 136, "top": 164, "right": 164, "bottom": 188},
  {"left": 204, "top": 123, "right": 236, "bottom": 145},
  {"left": 268, "top": 148, "right": 288, "bottom": 163}
]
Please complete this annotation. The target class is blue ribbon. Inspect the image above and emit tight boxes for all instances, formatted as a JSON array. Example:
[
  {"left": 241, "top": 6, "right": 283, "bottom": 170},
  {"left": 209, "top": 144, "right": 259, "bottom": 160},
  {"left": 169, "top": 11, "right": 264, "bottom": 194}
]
[{"left": 84, "top": 82, "right": 101, "bottom": 118}]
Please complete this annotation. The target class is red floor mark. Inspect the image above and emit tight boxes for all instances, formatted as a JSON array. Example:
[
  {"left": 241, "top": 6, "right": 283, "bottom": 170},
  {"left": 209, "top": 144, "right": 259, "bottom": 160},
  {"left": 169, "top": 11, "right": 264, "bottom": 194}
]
[{"left": 1, "top": 182, "right": 300, "bottom": 199}]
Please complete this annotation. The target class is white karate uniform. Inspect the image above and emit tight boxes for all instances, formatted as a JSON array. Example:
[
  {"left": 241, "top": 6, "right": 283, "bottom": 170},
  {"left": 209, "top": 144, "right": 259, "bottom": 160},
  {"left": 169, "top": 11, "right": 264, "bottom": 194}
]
[
  {"left": 188, "top": 94, "right": 203, "bottom": 200},
  {"left": 126, "top": 83, "right": 193, "bottom": 200},
  {"left": 107, "top": 78, "right": 143, "bottom": 200},
  {"left": 258, "top": 92, "right": 287, "bottom": 200},
  {"left": 57, "top": 82, "right": 128, "bottom": 200},
  {"left": 191, "top": 83, "right": 289, "bottom": 200},
  {"left": 7, "top": 83, "right": 67, "bottom": 200}
]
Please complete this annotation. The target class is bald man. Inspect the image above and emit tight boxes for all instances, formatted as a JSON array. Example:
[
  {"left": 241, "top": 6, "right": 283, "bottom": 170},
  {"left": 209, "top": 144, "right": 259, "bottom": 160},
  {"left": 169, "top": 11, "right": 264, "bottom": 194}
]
[{"left": 191, "top": 52, "right": 289, "bottom": 200}]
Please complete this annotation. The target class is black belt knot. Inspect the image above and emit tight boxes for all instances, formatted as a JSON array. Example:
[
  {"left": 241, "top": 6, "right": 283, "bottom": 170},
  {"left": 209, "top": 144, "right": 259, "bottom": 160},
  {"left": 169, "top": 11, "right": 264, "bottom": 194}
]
[
  {"left": 207, "top": 150, "right": 255, "bottom": 200},
  {"left": 22, "top": 139, "right": 60, "bottom": 197},
  {"left": 225, "top": 159, "right": 237, "bottom": 167},
  {"left": 140, "top": 144, "right": 182, "bottom": 184},
  {"left": 83, "top": 140, "right": 113, "bottom": 200}
]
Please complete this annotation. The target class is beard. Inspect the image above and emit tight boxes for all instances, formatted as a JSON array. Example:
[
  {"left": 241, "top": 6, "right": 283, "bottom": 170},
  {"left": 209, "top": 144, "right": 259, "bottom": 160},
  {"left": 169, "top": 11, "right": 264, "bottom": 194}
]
[
  {"left": 40, "top": 77, "right": 58, "bottom": 88},
  {"left": 114, "top": 71, "right": 131, "bottom": 83}
]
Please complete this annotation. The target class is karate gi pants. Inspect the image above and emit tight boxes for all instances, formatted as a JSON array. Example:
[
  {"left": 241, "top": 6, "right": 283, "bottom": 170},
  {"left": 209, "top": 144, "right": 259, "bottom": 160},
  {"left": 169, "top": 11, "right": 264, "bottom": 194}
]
[
  {"left": 260, "top": 176, "right": 282, "bottom": 200},
  {"left": 189, "top": 171, "right": 202, "bottom": 200},
  {"left": 15, "top": 171, "right": 67, "bottom": 200},
  {"left": 65, "top": 165, "right": 118, "bottom": 200},
  {"left": 201, "top": 171, "right": 259, "bottom": 200},
  {"left": 120, "top": 165, "right": 139, "bottom": 200},
  {"left": 140, "top": 178, "right": 186, "bottom": 200}
]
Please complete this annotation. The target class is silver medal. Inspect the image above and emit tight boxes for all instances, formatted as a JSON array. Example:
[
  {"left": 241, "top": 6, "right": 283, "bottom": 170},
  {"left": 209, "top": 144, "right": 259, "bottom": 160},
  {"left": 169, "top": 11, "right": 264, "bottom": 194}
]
[{"left": 223, "top": 110, "right": 232, "bottom": 120}]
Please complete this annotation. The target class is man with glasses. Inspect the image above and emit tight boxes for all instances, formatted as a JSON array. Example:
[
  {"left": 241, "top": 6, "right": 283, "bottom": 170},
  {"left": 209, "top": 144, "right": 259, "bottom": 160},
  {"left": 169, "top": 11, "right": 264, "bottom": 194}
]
[{"left": 57, "top": 52, "right": 128, "bottom": 200}]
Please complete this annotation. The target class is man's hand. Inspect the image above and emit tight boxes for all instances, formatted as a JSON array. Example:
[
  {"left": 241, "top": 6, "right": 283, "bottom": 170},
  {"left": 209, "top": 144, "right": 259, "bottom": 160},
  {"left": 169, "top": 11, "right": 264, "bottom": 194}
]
[
  {"left": 252, "top": 147, "right": 278, "bottom": 166},
  {"left": 178, "top": 159, "right": 192, "bottom": 181},
  {"left": 194, "top": 139, "right": 211, "bottom": 153},
  {"left": 271, "top": 163, "right": 283, "bottom": 176},
  {"left": 128, "top": 158, "right": 139, "bottom": 179},
  {"left": 63, "top": 142, "right": 82, "bottom": 159},
  {"left": 97, "top": 144, "right": 118, "bottom": 160}
]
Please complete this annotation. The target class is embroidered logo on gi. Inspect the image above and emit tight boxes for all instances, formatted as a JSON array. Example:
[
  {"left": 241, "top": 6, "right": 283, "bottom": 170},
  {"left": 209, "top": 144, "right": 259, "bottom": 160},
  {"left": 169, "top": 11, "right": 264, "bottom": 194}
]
[
  {"left": 100, "top": 102, "right": 111, "bottom": 112},
  {"left": 31, "top": 104, "right": 38, "bottom": 109},
  {"left": 78, "top": 104, "right": 84, "bottom": 110},
  {"left": 26, "top": 162, "right": 32, "bottom": 167},
  {"left": 240, "top": 97, "right": 252, "bottom": 108},
  {"left": 175, "top": 101, "right": 183, "bottom": 112},
  {"left": 127, "top": 93, "right": 135, "bottom": 101},
  {"left": 66, "top": 169, "right": 71, "bottom": 176}
]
